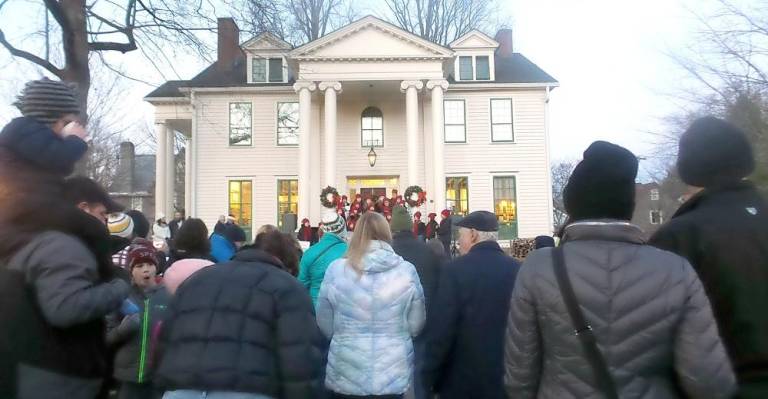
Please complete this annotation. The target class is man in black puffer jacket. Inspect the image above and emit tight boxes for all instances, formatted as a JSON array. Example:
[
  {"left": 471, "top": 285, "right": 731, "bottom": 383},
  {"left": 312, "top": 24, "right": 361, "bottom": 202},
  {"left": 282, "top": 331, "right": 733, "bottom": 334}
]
[{"left": 155, "top": 247, "right": 325, "bottom": 398}]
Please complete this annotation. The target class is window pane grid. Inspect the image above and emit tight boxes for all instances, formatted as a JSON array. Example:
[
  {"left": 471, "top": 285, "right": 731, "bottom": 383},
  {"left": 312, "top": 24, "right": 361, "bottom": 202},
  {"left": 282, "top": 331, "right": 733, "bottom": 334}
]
[
  {"left": 444, "top": 100, "right": 466, "bottom": 143},
  {"left": 491, "top": 99, "right": 514, "bottom": 142},
  {"left": 229, "top": 180, "right": 252, "bottom": 227},
  {"left": 268, "top": 58, "right": 283, "bottom": 82},
  {"left": 277, "top": 102, "right": 299, "bottom": 145},
  {"left": 277, "top": 179, "right": 299, "bottom": 227},
  {"left": 229, "top": 103, "right": 252, "bottom": 146},
  {"left": 361, "top": 107, "right": 384, "bottom": 147},
  {"left": 459, "top": 56, "right": 473, "bottom": 80},
  {"left": 445, "top": 177, "right": 469, "bottom": 216},
  {"left": 476, "top": 56, "right": 490, "bottom": 80},
  {"left": 252, "top": 58, "right": 266, "bottom": 82},
  {"left": 493, "top": 176, "right": 517, "bottom": 239}
]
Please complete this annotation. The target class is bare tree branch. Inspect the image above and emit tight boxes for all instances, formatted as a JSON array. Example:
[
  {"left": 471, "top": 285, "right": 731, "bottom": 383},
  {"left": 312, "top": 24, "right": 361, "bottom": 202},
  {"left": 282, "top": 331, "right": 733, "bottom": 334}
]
[{"left": 0, "top": 29, "right": 63, "bottom": 76}]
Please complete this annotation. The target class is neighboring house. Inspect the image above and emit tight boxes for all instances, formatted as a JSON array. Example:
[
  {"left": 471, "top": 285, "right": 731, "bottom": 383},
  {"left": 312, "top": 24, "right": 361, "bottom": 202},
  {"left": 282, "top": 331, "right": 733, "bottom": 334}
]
[
  {"left": 632, "top": 182, "right": 682, "bottom": 239},
  {"left": 109, "top": 142, "right": 156, "bottom": 219},
  {"left": 145, "top": 16, "right": 558, "bottom": 240}
]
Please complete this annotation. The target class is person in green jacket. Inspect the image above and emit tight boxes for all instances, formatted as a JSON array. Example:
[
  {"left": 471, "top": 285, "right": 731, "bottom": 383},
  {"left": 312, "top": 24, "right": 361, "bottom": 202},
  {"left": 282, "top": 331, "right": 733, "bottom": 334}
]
[{"left": 299, "top": 214, "right": 348, "bottom": 306}]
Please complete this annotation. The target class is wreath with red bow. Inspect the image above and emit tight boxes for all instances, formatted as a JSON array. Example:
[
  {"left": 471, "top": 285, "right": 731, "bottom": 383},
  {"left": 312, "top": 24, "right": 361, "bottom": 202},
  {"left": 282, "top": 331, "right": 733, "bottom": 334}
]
[
  {"left": 404, "top": 185, "right": 427, "bottom": 208},
  {"left": 320, "top": 186, "right": 340, "bottom": 209}
]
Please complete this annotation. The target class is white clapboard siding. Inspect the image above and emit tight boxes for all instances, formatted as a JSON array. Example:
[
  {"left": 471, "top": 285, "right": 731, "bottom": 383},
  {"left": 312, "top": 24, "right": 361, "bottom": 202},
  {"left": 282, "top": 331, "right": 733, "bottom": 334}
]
[{"left": 192, "top": 87, "right": 551, "bottom": 237}]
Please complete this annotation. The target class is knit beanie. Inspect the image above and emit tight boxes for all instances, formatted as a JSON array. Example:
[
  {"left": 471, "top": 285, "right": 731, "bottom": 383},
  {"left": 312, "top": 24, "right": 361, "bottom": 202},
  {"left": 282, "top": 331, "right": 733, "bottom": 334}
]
[
  {"left": 14, "top": 78, "right": 81, "bottom": 125},
  {"left": 126, "top": 210, "right": 150, "bottom": 239},
  {"left": 564, "top": 141, "right": 638, "bottom": 221},
  {"left": 677, "top": 116, "right": 755, "bottom": 187},
  {"left": 163, "top": 258, "right": 213, "bottom": 295},
  {"left": 390, "top": 206, "right": 411, "bottom": 232},
  {"left": 321, "top": 212, "right": 346, "bottom": 236},
  {"left": 127, "top": 246, "right": 158, "bottom": 270},
  {"left": 108, "top": 213, "right": 135, "bottom": 238}
]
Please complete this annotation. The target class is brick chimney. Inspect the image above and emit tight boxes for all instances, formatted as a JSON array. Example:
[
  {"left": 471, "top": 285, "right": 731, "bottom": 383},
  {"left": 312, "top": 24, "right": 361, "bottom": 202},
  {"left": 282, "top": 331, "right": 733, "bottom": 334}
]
[
  {"left": 495, "top": 29, "right": 513, "bottom": 57},
  {"left": 114, "top": 141, "right": 135, "bottom": 193},
  {"left": 217, "top": 17, "right": 242, "bottom": 71}
]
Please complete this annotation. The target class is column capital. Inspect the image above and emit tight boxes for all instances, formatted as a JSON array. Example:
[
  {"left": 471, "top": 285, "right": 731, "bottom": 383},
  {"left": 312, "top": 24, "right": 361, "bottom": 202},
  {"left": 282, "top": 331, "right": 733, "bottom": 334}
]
[
  {"left": 426, "top": 79, "right": 449, "bottom": 92},
  {"left": 318, "top": 81, "right": 343, "bottom": 93},
  {"left": 400, "top": 80, "right": 424, "bottom": 93},
  {"left": 293, "top": 81, "right": 317, "bottom": 92}
]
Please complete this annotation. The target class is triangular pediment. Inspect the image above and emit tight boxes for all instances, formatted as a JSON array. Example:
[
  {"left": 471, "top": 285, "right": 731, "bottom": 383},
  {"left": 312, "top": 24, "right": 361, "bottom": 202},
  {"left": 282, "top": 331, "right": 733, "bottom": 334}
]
[
  {"left": 243, "top": 32, "right": 292, "bottom": 51},
  {"left": 450, "top": 30, "right": 499, "bottom": 49},
  {"left": 290, "top": 16, "right": 453, "bottom": 59}
]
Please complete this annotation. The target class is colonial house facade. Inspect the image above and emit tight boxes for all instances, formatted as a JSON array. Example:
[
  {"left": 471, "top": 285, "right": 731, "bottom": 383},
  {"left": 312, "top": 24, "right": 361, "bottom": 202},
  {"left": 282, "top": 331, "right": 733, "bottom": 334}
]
[{"left": 145, "top": 16, "right": 558, "bottom": 239}]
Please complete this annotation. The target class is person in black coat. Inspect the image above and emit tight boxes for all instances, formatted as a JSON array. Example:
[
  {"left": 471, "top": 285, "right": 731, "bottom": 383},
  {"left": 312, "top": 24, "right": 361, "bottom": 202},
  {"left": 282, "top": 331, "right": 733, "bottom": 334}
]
[
  {"left": 390, "top": 206, "right": 442, "bottom": 399},
  {"left": 154, "top": 244, "right": 325, "bottom": 398},
  {"left": 437, "top": 209, "right": 453, "bottom": 256},
  {"left": 650, "top": 116, "right": 768, "bottom": 399},
  {"left": 422, "top": 211, "right": 520, "bottom": 399}
]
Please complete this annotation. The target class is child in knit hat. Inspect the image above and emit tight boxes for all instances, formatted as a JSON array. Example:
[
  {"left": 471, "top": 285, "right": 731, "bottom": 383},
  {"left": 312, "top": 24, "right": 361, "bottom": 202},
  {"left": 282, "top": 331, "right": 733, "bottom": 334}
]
[{"left": 107, "top": 245, "right": 169, "bottom": 399}]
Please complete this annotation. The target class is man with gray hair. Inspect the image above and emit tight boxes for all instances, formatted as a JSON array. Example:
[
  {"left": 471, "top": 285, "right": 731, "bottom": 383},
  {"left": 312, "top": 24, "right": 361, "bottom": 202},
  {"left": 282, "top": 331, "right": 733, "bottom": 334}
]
[{"left": 422, "top": 210, "right": 520, "bottom": 399}]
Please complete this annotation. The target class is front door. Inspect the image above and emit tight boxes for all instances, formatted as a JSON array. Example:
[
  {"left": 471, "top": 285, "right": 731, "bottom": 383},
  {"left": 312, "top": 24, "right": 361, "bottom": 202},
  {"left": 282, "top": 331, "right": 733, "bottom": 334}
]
[{"left": 347, "top": 176, "right": 399, "bottom": 200}]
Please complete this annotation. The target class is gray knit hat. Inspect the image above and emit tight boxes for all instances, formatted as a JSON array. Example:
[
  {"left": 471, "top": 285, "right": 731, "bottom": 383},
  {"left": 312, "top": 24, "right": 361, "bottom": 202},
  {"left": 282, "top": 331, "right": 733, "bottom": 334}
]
[
  {"left": 321, "top": 214, "right": 346, "bottom": 235},
  {"left": 14, "top": 77, "right": 81, "bottom": 125}
]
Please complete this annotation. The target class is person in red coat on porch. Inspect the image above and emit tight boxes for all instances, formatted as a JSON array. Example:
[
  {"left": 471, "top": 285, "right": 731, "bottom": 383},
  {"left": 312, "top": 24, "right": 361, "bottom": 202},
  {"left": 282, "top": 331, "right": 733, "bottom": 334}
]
[
  {"left": 426, "top": 213, "right": 439, "bottom": 240},
  {"left": 297, "top": 218, "right": 314, "bottom": 243}
]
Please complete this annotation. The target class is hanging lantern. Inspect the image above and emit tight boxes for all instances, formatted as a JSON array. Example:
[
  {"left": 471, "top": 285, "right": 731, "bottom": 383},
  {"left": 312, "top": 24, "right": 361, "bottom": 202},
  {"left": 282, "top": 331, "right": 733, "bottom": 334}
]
[{"left": 368, "top": 146, "right": 377, "bottom": 167}]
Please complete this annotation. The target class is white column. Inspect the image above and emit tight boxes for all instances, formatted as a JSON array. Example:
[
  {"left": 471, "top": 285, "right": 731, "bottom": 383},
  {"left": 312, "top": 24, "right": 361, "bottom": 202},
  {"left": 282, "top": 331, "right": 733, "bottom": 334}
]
[
  {"left": 427, "top": 79, "right": 449, "bottom": 213},
  {"left": 154, "top": 122, "right": 167, "bottom": 220},
  {"left": 319, "top": 81, "right": 342, "bottom": 187},
  {"left": 401, "top": 80, "right": 424, "bottom": 186},
  {"left": 293, "top": 81, "right": 316, "bottom": 221},
  {"left": 165, "top": 128, "right": 176, "bottom": 217},
  {"left": 184, "top": 136, "right": 192, "bottom": 217}
]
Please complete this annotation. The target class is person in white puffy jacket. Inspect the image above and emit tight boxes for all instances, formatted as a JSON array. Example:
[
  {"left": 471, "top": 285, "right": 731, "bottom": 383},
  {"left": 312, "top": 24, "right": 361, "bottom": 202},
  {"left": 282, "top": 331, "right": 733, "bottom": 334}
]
[{"left": 316, "top": 211, "right": 426, "bottom": 399}]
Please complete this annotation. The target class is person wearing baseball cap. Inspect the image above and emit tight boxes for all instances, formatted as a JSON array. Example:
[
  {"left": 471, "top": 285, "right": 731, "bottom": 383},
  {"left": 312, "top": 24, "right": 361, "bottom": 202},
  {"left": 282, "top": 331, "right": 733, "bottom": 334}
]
[
  {"left": 64, "top": 176, "right": 124, "bottom": 225},
  {"left": 422, "top": 210, "right": 520, "bottom": 399}
]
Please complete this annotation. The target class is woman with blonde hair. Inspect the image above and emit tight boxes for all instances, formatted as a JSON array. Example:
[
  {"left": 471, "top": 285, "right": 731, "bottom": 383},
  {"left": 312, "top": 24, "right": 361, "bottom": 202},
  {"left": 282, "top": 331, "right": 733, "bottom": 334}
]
[{"left": 317, "top": 212, "right": 426, "bottom": 399}]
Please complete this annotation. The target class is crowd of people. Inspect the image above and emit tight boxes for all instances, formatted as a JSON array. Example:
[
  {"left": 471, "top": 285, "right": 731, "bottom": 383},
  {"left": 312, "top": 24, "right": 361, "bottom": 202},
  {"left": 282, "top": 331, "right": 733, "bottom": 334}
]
[{"left": 1, "top": 78, "right": 766, "bottom": 399}]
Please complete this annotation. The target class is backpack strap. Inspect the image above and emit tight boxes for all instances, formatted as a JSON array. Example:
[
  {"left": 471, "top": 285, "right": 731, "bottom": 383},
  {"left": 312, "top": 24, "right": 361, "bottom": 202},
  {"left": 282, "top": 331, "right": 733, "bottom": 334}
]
[{"left": 552, "top": 246, "right": 619, "bottom": 399}]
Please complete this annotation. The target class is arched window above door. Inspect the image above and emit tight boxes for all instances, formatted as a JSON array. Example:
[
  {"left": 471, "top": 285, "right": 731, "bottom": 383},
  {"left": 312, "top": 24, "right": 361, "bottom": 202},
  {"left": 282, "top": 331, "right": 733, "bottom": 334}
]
[{"left": 361, "top": 106, "right": 383, "bottom": 147}]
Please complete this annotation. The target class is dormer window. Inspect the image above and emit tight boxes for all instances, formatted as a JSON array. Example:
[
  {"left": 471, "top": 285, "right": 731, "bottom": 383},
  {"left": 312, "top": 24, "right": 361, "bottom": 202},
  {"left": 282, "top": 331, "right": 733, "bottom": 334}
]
[
  {"left": 252, "top": 57, "right": 284, "bottom": 83},
  {"left": 457, "top": 55, "right": 492, "bottom": 81}
]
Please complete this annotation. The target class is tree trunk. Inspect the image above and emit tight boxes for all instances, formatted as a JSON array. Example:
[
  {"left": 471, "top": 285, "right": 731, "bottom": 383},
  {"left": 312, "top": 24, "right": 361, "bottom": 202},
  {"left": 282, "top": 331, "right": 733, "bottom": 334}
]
[{"left": 60, "top": 0, "right": 91, "bottom": 123}]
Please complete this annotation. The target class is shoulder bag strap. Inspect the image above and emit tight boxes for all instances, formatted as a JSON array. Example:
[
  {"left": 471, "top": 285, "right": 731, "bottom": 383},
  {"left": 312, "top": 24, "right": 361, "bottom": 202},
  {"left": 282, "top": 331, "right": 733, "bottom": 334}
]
[{"left": 552, "top": 246, "right": 620, "bottom": 399}]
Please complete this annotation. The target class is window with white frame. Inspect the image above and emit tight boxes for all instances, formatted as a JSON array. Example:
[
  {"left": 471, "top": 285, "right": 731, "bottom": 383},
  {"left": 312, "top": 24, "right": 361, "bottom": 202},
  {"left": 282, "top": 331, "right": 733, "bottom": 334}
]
[
  {"left": 650, "top": 189, "right": 660, "bottom": 201},
  {"left": 493, "top": 176, "right": 518, "bottom": 239},
  {"left": 650, "top": 210, "right": 663, "bottom": 224},
  {"left": 458, "top": 55, "right": 492, "bottom": 81},
  {"left": 491, "top": 99, "right": 514, "bottom": 141},
  {"left": 476, "top": 56, "right": 490, "bottom": 80},
  {"left": 229, "top": 102, "right": 252, "bottom": 146},
  {"left": 361, "top": 107, "right": 384, "bottom": 147},
  {"left": 459, "top": 56, "right": 473, "bottom": 80},
  {"left": 277, "top": 102, "right": 299, "bottom": 145},
  {"left": 252, "top": 57, "right": 284, "bottom": 83},
  {"left": 444, "top": 100, "right": 466, "bottom": 143}
]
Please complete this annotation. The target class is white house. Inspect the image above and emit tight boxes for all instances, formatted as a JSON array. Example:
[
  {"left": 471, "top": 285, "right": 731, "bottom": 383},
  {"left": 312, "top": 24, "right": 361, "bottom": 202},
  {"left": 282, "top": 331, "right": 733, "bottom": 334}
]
[{"left": 145, "top": 16, "right": 558, "bottom": 240}]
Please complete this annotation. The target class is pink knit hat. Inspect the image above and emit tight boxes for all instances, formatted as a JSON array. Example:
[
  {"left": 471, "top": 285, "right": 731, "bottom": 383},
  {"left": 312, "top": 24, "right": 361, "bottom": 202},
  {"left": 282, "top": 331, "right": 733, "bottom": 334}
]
[{"left": 163, "top": 258, "right": 213, "bottom": 295}]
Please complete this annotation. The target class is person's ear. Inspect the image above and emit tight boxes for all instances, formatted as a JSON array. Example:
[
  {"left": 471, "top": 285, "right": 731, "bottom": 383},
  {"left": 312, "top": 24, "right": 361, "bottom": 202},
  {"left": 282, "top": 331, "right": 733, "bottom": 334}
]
[
  {"left": 76, "top": 201, "right": 90, "bottom": 212},
  {"left": 470, "top": 229, "right": 480, "bottom": 244}
]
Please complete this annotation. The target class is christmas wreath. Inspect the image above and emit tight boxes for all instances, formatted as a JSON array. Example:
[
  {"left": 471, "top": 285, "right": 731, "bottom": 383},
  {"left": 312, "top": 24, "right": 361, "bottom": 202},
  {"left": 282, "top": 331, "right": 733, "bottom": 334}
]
[
  {"left": 320, "top": 186, "right": 339, "bottom": 209},
  {"left": 404, "top": 185, "right": 427, "bottom": 208}
]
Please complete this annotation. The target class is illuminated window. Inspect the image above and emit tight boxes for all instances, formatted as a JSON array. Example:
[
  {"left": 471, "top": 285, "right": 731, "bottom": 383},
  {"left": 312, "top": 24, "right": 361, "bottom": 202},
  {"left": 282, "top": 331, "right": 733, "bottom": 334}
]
[
  {"left": 277, "top": 179, "right": 298, "bottom": 228},
  {"left": 229, "top": 180, "right": 252, "bottom": 240},
  {"left": 446, "top": 177, "right": 469, "bottom": 216},
  {"left": 493, "top": 176, "right": 518, "bottom": 240},
  {"left": 229, "top": 102, "right": 252, "bottom": 146}
]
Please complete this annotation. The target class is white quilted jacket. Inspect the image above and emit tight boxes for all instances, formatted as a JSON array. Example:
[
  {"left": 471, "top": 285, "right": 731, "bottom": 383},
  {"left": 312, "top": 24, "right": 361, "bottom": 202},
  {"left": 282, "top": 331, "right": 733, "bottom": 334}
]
[{"left": 316, "top": 240, "right": 426, "bottom": 396}]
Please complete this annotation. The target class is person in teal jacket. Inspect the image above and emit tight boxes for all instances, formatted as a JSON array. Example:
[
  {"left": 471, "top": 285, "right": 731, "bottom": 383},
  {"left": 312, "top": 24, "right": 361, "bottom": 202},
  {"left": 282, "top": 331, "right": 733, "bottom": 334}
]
[{"left": 299, "top": 214, "right": 348, "bottom": 306}]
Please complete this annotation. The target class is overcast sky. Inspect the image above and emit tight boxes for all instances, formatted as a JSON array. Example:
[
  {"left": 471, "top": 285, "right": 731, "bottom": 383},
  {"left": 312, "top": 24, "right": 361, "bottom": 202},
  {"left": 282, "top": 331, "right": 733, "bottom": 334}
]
[{"left": 0, "top": 0, "right": 716, "bottom": 179}]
